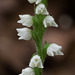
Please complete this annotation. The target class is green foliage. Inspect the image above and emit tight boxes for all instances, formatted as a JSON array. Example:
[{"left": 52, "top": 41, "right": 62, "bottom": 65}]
[
  {"left": 41, "top": 0, "right": 48, "bottom": 7},
  {"left": 41, "top": 43, "right": 50, "bottom": 62},
  {"left": 32, "top": 15, "right": 46, "bottom": 56},
  {"left": 33, "top": 68, "right": 42, "bottom": 75}
]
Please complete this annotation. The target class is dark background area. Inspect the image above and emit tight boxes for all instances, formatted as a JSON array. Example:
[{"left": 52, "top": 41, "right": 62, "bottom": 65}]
[{"left": 0, "top": 0, "right": 75, "bottom": 75}]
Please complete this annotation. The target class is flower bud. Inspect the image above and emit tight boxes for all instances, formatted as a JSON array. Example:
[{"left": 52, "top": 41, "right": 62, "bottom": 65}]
[
  {"left": 47, "top": 43, "right": 64, "bottom": 56},
  {"left": 36, "top": 4, "right": 49, "bottom": 15},
  {"left": 17, "top": 14, "right": 33, "bottom": 27},
  {"left": 16, "top": 28, "right": 32, "bottom": 40},
  {"left": 43, "top": 15, "right": 58, "bottom": 28},
  {"left": 29, "top": 55, "right": 43, "bottom": 68},
  {"left": 19, "top": 67, "right": 35, "bottom": 75}
]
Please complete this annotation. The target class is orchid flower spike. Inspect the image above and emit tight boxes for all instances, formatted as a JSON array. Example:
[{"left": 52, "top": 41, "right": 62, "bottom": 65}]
[
  {"left": 16, "top": 28, "right": 32, "bottom": 40},
  {"left": 47, "top": 43, "right": 64, "bottom": 56},
  {"left": 43, "top": 15, "right": 58, "bottom": 28},
  {"left": 28, "top": 0, "right": 41, "bottom": 4},
  {"left": 36, "top": 4, "right": 49, "bottom": 15},
  {"left": 17, "top": 14, "right": 33, "bottom": 27},
  {"left": 29, "top": 55, "right": 43, "bottom": 68},
  {"left": 19, "top": 67, "right": 35, "bottom": 75}
]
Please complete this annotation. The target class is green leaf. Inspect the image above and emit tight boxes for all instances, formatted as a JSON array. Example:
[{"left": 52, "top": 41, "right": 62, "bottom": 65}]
[
  {"left": 41, "top": 43, "right": 50, "bottom": 62},
  {"left": 33, "top": 67, "right": 42, "bottom": 75},
  {"left": 41, "top": 0, "right": 48, "bottom": 7}
]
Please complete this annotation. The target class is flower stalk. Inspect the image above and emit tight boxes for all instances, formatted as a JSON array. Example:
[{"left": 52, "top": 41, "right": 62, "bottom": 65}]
[
  {"left": 16, "top": 0, "right": 64, "bottom": 75},
  {"left": 32, "top": 14, "right": 46, "bottom": 57}
]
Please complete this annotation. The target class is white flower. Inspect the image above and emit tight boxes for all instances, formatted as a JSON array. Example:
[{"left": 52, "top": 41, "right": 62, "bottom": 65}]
[
  {"left": 29, "top": 55, "right": 43, "bottom": 68},
  {"left": 19, "top": 67, "right": 35, "bottom": 75},
  {"left": 16, "top": 28, "right": 32, "bottom": 40},
  {"left": 28, "top": 0, "right": 41, "bottom": 4},
  {"left": 47, "top": 43, "right": 64, "bottom": 56},
  {"left": 36, "top": 4, "right": 49, "bottom": 15},
  {"left": 17, "top": 14, "right": 33, "bottom": 27},
  {"left": 43, "top": 15, "right": 58, "bottom": 28}
]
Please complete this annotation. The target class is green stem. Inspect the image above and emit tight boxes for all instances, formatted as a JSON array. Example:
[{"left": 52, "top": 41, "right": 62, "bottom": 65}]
[
  {"left": 32, "top": 30, "right": 44, "bottom": 57},
  {"left": 32, "top": 14, "right": 46, "bottom": 57},
  {"left": 36, "top": 41, "right": 42, "bottom": 56},
  {"left": 33, "top": 68, "right": 42, "bottom": 75},
  {"left": 32, "top": 0, "right": 48, "bottom": 75}
]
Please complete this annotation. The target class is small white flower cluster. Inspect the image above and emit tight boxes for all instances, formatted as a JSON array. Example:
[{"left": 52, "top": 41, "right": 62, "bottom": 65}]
[
  {"left": 16, "top": 27, "right": 32, "bottom": 40},
  {"left": 16, "top": 0, "right": 58, "bottom": 41},
  {"left": 36, "top": 4, "right": 49, "bottom": 15},
  {"left": 16, "top": 14, "right": 33, "bottom": 41},
  {"left": 35, "top": 3, "right": 58, "bottom": 28},
  {"left": 19, "top": 43, "right": 64, "bottom": 75},
  {"left": 19, "top": 67, "right": 35, "bottom": 75},
  {"left": 17, "top": 0, "right": 64, "bottom": 75},
  {"left": 19, "top": 55, "right": 43, "bottom": 75},
  {"left": 29, "top": 55, "right": 43, "bottom": 68},
  {"left": 47, "top": 43, "right": 64, "bottom": 56}
]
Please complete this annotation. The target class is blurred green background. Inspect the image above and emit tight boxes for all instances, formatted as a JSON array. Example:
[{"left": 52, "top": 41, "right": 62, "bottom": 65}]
[{"left": 0, "top": 0, "right": 75, "bottom": 75}]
